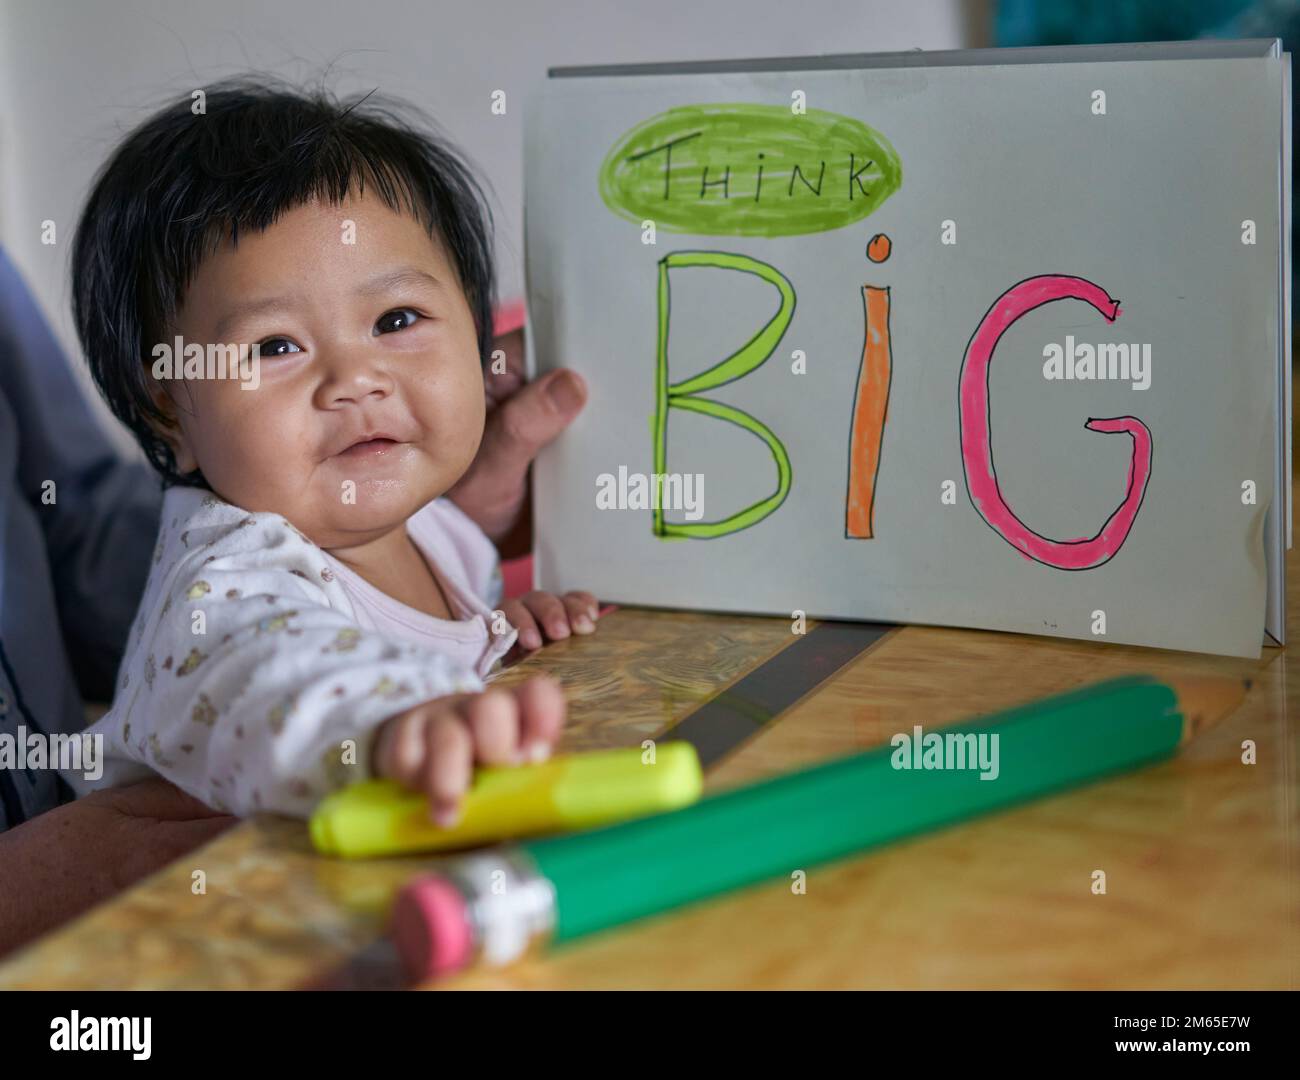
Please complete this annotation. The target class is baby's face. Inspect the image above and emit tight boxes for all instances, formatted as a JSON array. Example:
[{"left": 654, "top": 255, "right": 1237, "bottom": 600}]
[{"left": 163, "top": 191, "right": 486, "bottom": 550}]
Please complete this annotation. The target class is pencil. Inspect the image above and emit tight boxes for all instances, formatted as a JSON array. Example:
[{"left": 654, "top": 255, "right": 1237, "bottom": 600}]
[{"left": 391, "top": 673, "right": 1248, "bottom": 980}]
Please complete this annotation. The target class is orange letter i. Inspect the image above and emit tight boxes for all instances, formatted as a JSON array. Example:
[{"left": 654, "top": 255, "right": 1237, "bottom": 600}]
[{"left": 846, "top": 233, "right": 893, "bottom": 539}]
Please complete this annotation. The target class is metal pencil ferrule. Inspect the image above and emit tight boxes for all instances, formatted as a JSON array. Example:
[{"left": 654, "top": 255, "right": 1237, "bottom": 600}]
[{"left": 441, "top": 848, "right": 556, "bottom": 968}]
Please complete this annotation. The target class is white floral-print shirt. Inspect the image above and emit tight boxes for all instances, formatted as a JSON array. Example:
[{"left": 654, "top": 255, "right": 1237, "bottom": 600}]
[{"left": 63, "top": 487, "right": 516, "bottom": 818}]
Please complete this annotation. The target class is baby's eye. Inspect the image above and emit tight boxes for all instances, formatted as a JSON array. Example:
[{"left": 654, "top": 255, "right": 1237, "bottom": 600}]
[
  {"left": 374, "top": 308, "right": 422, "bottom": 335},
  {"left": 258, "top": 337, "right": 302, "bottom": 357}
]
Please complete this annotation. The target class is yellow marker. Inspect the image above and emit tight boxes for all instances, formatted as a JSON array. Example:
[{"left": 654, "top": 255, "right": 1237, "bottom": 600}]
[{"left": 310, "top": 742, "right": 703, "bottom": 858}]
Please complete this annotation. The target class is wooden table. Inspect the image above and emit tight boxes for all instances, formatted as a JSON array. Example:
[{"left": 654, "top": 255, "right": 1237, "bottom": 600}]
[{"left": 1, "top": 531, "right": 1295, "bottom": 990}]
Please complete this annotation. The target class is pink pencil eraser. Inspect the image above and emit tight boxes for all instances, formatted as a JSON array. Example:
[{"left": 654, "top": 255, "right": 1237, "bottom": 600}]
[{"left": 392, "top": 875, "right": 473, "bottom": 982}]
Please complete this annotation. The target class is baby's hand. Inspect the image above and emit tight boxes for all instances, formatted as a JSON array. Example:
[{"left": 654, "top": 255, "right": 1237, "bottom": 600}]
[
  {"left": 372, "top": 675, "right": 565, "bottom": 826},
  {"left": 501, "top": 590, "right": 600, "bottom": 652}
]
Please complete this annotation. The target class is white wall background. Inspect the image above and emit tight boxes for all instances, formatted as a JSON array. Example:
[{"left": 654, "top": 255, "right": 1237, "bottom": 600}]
[{"left": 0, "top": 0, "right": 984, "bottom": 451}]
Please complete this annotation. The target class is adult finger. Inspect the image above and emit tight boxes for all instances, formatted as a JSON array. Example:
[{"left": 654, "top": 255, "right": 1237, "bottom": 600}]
[{"left": 481, "top": 369, "right": 586, "bottom": 479}]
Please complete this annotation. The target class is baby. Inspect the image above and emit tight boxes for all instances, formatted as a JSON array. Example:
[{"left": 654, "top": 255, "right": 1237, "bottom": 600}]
[{"left": 63, "top": 78, "right": 597, "bottom": 825}]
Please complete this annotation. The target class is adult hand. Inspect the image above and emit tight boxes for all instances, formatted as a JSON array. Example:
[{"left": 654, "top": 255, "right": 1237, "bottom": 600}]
[
  {"left": 0, "top": 778, "right": 235, "bottom": 959},
  {"left": 448, "top": 327, "right": 587, "bottom": 559}
]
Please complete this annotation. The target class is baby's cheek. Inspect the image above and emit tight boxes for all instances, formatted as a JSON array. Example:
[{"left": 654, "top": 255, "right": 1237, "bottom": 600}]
[
  {"left": 422, "top": 364, "right": 487, "bottom": 469},
  {"left": 200, "top": 395, "right": 317, "bottom": 512}
]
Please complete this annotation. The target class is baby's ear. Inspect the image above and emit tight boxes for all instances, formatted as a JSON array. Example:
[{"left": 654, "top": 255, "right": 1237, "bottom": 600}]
[{"left": 145, "top": 376, "right": 199, "bottom": 475}]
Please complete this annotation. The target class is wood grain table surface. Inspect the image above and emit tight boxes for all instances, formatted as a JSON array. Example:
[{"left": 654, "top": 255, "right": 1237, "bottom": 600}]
[{"left": 2, "top": 479, "right": 1295, "bottom": 988}]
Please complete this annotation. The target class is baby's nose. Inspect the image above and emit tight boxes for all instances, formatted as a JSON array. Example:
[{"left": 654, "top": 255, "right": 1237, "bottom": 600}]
[{"left": 315, "top": 350, "right": 394, "bottom": 407}]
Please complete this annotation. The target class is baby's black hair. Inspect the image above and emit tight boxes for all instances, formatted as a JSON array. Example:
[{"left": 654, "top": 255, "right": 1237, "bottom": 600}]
[{"left": 71, "top": 76, "right": 497, "bottom": 488}]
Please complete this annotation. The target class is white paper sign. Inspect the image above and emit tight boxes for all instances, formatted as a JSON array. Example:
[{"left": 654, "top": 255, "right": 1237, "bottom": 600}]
[{"left": 526, "top": 42, "right": 1289, "bottom": 658}]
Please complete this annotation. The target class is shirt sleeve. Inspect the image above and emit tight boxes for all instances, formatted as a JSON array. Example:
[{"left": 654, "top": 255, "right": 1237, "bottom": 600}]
[{"left": 64, "top": 500, "right": 486, "bottom": 818}]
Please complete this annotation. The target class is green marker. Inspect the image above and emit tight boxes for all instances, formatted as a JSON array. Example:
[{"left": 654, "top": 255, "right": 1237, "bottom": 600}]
[{"left": 392, "top": 674, "right": 1243, "bottom": 979}]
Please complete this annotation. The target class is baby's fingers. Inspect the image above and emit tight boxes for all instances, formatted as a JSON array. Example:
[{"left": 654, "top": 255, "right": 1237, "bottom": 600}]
[
  {"left": 561, "top": 591, "right": 598, "bottom": 634},
  {"left": 513, "top": 675, "right": 566, "bottom": 761},
  {"left": 499, "top": 599, "right": 542, "bottom": 651},
  {"left": 374, "top": 706, "right": 432, "bottom": 788},
  {"left": 462, "top": 688, "right": 523, "bottom": 767},
  {"left": 522, "top": 590, "right": 570, "bottom": 641},
  {"left": 423, "top": 712, "right": 473, "bottom": 827}
]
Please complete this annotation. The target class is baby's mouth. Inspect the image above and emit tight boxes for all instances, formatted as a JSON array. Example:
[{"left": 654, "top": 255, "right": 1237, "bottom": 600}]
[{"left": 335, "top": 437, "right": 403, "bottom": 460}]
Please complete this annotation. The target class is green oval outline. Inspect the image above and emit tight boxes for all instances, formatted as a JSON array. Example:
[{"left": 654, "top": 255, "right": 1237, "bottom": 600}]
[{"left": 599, "top": 103, "right": 901, "bottom": 238}]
